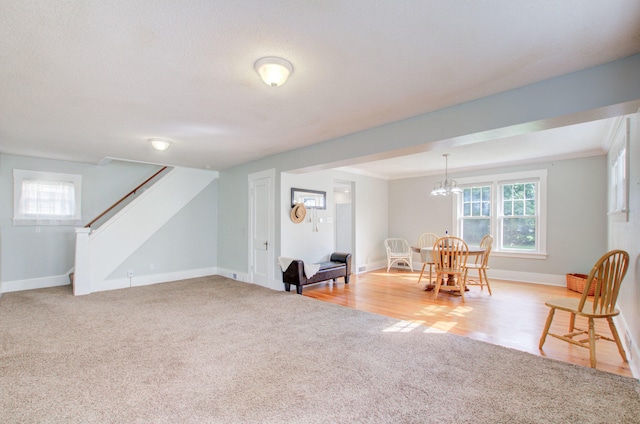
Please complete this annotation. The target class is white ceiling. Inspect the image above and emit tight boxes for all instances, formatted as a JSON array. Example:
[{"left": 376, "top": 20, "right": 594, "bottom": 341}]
[
  {"left": 338, "top": 117, "right": 617, "bottom": 179},
  {"left": 1, "top": 1, "right": 639, "bottom": 172}
]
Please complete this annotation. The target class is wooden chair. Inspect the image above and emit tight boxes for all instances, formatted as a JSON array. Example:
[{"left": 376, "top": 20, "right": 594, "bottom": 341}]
[
  {"left": 416, "top": 232, "right": 439, "bottom": 286},
  {"left": 464, "top": 235, "right": 493, "bottom": 295},
  {"left": 433, "top": 236, "right": 469, "bottom": 302},
  {"left": 538, "top": 249, "right": 629, "bottom": 368},
  {"left": 384, "top": 238, "right": 413, "bottom": 272}
]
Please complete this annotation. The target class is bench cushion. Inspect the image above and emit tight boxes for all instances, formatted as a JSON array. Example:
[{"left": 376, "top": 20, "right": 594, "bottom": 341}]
[{"left": 318, "top": 261, "right": 345, "bottom": 271}]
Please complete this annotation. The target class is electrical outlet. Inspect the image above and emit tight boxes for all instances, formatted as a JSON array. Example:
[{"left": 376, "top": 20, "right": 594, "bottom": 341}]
[
  {"left": 232, "top": 273, "right": 237, "bottom": 279},
  {"left": 127, "top": 270, "right": 133, "bottom": 278}
]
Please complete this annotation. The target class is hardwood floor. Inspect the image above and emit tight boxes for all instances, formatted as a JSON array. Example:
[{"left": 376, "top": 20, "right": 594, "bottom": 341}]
[{"left": 302, "top": 268, "right": 633, "bottom": 378}]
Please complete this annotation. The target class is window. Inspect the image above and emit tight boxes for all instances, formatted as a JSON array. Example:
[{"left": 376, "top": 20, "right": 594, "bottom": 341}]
[
  {"left": 13, "top": 169, "right": 82, "bottom": 225},
  {"left": 501, "top": 182, "right": 537, "bottom": 251},
  {"left": 461, "top": 186, "right": 491, "bottom": 246},
  {"left": 608, "top": 117, "right": 629, "bottom": 220},
  {"left": 456, "top": 170, "right": 547, "bottom": 258}
]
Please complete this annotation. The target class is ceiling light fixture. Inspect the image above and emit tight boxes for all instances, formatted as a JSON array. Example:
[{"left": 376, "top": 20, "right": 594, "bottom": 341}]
[
  {"left": 149, "top": 138, "right": 171, "bottom": 151},
  {"left": 254, "top": 56, "right": 293, "bottom": 87},
  {"left": 431, "top": 154, "right": 462, "bottom": 196}
]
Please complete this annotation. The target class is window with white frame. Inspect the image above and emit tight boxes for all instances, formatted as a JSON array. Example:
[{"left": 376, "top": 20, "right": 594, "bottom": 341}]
[
  {"left": 460, "top": 186, "right": 491, "bottom": 246},
  {"left": 13, "top": 169, "right": 82, "bottom": 225},
  {"left": 608, "top": 117, "right": 628, "bottom": 219},
  {"left": 456, "top": 170, "right": 547, "bottom": 258}
]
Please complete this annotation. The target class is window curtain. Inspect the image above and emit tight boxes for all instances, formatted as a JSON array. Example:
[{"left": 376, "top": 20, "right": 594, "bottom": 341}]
[{"left": 20, "top": 179, "right": 76, "bottom": 218}]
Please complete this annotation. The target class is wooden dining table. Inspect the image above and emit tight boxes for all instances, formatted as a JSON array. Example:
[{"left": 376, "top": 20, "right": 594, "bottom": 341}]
[{"left": 411, "top": 245, "right": 485, "bottom": 291}]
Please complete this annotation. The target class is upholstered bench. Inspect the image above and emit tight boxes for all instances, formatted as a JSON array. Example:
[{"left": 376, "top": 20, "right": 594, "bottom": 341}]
[{"left": 282, "top": 252, "right": 352, "bottom": 294}]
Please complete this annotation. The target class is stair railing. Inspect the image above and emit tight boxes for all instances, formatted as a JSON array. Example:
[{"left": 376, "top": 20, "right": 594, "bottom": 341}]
[{"left": 84, "top": 166, "right": 168, "bottom": 229}]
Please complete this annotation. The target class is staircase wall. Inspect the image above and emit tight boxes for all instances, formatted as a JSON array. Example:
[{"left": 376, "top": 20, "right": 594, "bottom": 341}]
[{"left": 74, "top": 166, "right": 218, "bottom": 295}]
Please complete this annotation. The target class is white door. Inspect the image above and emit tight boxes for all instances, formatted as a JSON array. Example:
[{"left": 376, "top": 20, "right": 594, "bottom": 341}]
[{"left": 249, "top": 170, "right": 274, "bottom": 288}]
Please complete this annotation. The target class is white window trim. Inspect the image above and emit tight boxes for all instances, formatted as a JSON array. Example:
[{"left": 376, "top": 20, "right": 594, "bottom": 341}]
[
  {"left": 607, "top": 117, "right": 629, "bottom": 222},
  {"left": 454, "top": 170, "right": 547, "bottom": 259},
  {"left": 13, "top": 169, "right": 82, "bottom": 226}
]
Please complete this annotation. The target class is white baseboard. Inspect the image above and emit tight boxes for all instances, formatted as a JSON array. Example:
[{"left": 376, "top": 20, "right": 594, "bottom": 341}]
[
  {"left": 487, "top": 269, "right": 566, "bottom": 286},
  {"left": 355, "top": 260, "right": 387, "bottom": 274},
  {"left": 1, "top": 273, "right": 71, "bottom": 293},
  {"left": 92, "top": 267, "right": 219, "bottom": 293},
  {"left": 216, "top": 267, "right": 283, "bottom": 291},
  {"left": 215, "top": 267, "right": 250, "bottom": 283},
  {"left": 615, "top": 313, "right": 640, "bottom": 380}
]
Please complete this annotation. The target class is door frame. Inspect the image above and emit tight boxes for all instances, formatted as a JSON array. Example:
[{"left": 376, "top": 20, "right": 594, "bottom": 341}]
[
  {"left": 333, "top": 179, "right": 356, "bottom": 265},
  {"left": 248, "top": 169, "right": 275, "bottom": 289}
]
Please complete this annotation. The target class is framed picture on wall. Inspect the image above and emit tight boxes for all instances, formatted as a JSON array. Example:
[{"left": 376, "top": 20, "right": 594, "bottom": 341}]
[{"left": 291, "top": 187, "right": 326, "bottom": 210}]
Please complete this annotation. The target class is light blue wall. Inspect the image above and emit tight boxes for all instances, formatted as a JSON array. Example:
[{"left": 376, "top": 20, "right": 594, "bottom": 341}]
[
  {"left": 218, "top": 54, "right": 640, "bottom": 276},
  {"left": 0, "top": 154, "right": 160, "bottom": 282},
  {"left": 389, "top": 156, "right": 607, "bottom": 275},
  {"left": 110, "top": 180, "right": 218, "bottom": 279}
]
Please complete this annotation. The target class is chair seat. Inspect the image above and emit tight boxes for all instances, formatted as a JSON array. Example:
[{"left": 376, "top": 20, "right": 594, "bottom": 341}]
[{"left": 544, "top": 298, "right": 620, "bottom": 318}]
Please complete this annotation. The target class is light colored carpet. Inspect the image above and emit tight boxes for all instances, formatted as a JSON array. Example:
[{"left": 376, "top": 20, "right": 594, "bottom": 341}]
[{"left": 1, "top": 276, "right": 639, "bottom": 423}]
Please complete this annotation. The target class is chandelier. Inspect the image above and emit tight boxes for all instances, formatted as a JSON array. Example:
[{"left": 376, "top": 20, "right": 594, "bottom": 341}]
[{"left": 431, "top": 154, "right": 462, "bottom": 196}]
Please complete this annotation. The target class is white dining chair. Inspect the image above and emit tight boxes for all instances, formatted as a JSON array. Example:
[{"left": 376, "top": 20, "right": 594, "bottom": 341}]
[
  {"left": 384, "top": 238, "right": 413, "bottom": 272},
  {"left": 417, "top": 233, "right": 439, "bottom": 285}
]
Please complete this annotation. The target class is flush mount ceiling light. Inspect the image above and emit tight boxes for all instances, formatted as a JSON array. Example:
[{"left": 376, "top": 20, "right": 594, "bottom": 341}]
[
  {"left": 431, "top": 154, "right": 462, "bottom": 196},
  {"left": 149, "top": 138, "right": 171, "bottom": 151},
  {"left": 254, "top": 56, "right": 293, "bottom": 87}
]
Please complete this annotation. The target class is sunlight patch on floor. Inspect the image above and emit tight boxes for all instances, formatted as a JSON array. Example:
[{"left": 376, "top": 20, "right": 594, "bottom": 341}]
[
  {"left": 370, "top": 270, "right": 417, "bottom": 281},
  {"left": 382, "top": 319, "right": 458, "bottom": 334},
  {"left": 383, "top": 320, "right": 424, "bottom": 332},
  {"left": 448, "top": 305, "right": 473, "bottom": 317},
  {"left": 416, "top": 304, "right": 473, "bottom": 317},
  {"left": 423, "top": 321, "right": 457, "bottom": 333},
  {"left": 416, "top": 304, "right": 450, "bottom": 316}
]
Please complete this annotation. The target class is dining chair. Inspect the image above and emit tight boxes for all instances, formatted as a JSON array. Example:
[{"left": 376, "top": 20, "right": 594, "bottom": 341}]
[
  {"left": 417, "top": 232, "right": 439, "bottom": 286},
  {"left": 384, "top": 238, "right": 413, "bottom": 272},
  {"left": 538, "top": 249, "right": 629, "bottom": 369},
  {"left": 433, "top": 236, "right": 469, "bottom": 302},
  {"left": 464, "top": 234, "right": 493, "bottom": 295}
]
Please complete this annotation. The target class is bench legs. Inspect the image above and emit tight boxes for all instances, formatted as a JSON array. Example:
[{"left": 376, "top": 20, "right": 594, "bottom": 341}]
[{"left": 284, "top": 274, "right": 349, "bottom": 295}]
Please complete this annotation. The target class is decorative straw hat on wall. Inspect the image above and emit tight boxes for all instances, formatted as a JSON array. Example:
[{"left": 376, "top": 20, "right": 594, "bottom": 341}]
[{"left": 290, "top": 203, "right": 306, "bottom": 223}]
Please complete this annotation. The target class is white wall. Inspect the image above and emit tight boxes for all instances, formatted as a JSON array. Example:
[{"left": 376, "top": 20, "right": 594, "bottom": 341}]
[
  {"left": 281, "top": 171, "right": 335, "bottom": 263},
  {"left": 280, "top": 169, "right": 388, "bottom": 272},
  {"left": 609, "top": 113, "right": 640, "bottom": 376}
]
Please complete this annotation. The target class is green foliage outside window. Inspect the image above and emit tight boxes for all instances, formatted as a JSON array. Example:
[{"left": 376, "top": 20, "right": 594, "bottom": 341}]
[
  {"left": 502, "top": 183, "right": 536, "bottom": 249},
  {"left": 462, "top": 186, "right": 491, "bottom": 245}
]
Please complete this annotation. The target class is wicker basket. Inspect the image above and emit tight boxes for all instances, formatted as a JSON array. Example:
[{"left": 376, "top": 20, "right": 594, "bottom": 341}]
[{"left": 566, "top": 273, "right": 596, "bottom": 296}]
